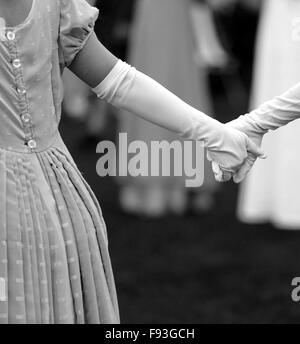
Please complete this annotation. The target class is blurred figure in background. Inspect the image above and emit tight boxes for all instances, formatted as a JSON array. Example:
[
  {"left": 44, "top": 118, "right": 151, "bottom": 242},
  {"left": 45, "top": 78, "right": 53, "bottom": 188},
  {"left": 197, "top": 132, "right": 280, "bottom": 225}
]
[
  {"left": 118, "top": 0, "right": 228, "bottom": 218},
  {"left": 237, "top": 0, "right": 300, "bottom": 229},
  {"left": 209, "top": 0, "right": 260, "bottom": 114}
]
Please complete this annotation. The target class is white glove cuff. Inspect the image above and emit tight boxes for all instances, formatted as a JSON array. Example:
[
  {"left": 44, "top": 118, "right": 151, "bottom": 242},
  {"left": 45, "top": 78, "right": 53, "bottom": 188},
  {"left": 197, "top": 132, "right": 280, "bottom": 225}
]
[{"left": 92, "top": 60, "right": 132, "bottom": 102}]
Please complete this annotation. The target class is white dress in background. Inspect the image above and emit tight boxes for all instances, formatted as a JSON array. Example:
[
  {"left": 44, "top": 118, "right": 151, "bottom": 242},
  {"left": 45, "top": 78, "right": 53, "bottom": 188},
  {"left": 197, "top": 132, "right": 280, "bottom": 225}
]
[{"left": 237, "top": 0, "right": 300, "bottom": 229}]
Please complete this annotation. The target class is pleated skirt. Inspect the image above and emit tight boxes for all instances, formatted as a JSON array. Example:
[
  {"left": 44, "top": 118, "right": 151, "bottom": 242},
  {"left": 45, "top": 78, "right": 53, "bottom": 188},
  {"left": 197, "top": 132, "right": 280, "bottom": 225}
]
[{"left": 0, "top": 137, "right": 120, "bottom": 324}]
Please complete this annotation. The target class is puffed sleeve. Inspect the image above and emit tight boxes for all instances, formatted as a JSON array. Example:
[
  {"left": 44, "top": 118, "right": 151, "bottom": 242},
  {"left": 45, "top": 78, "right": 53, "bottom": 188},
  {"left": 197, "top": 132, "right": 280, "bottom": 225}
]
[{"left": 59, "top": 0, "right": 99, "bottom": 67}]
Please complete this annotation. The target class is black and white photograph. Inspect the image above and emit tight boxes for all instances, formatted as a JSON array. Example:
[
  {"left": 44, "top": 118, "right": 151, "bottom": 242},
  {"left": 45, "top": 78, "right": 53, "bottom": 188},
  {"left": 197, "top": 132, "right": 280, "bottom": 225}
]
[{"left": 0, "top": 0, "right": 300, "bottom": 329}]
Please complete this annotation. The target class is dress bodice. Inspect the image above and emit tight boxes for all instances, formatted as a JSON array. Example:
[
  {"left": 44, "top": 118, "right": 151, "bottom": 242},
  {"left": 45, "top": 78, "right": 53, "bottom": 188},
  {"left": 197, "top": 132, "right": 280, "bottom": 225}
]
[{"left": 0, "top": 0, "right": 98, "bottom": 153}]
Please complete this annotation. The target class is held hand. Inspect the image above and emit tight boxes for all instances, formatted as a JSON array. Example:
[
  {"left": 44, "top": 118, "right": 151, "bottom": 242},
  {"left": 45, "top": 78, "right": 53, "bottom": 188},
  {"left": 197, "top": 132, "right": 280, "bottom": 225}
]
[
  {"left": 207, "top": 124, "right": 265, "bottom": 181},
  {"left": 228, "top": 118, "right": 266, "bottom": 183},
  {"left": 210, "top": 119, "right": 266, "bottom": 183},
  {"left": 211, "top": 140, "right": 265, "bottom": 183}
]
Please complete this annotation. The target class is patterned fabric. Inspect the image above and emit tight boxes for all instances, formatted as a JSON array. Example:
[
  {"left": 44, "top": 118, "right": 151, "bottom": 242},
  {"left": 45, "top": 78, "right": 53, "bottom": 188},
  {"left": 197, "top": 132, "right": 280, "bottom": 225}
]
[{"left": 0, "top": 0, "right": 120, "bottom": 324}]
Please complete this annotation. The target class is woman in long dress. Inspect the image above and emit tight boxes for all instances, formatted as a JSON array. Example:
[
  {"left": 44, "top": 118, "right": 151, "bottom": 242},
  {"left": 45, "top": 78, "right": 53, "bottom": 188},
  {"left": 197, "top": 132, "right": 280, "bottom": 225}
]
[
  {"left": 237, "top": 0, "right": 300, "bottom": 229},
  {"left": 118, "top": 0, "right": 218, "bottom": 217}
]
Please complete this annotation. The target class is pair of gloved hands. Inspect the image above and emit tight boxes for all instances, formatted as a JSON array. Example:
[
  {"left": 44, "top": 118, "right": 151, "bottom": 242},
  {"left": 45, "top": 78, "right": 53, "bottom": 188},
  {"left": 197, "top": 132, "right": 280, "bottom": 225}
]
[
  {"left": 93, "top": 60, "right": 266, "bottom": 177},
  {"left": 208, "top": 116, "right": 265, "bottom": 184},
  {"left": 92, "top": 60, "right": 300, "bottom": 178}
]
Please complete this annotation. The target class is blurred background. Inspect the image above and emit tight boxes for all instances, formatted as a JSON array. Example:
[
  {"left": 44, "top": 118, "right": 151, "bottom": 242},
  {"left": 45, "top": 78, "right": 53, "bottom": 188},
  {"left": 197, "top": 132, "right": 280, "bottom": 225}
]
[{"left": 61, "top": 0, "right": 300, "bottom": 323}]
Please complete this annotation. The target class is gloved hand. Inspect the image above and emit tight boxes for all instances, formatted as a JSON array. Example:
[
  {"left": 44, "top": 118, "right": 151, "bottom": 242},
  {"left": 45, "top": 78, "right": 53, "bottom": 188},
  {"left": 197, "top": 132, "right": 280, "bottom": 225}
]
[
  {"left": 93, "top": 60, "right": 265, "bottom": 175},
  {"left": 211, "top": 115, "right": 265, "bottom": 183},
  {"left": 211, "top": 81, "right": 300, "bottom": 183}
]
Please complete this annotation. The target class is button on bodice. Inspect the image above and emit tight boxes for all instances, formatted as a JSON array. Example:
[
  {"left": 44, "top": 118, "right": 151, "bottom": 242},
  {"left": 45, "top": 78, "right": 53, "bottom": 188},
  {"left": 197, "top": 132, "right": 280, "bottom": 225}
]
[
  {"left": 21, "top": 113, "right": 31, "bottom": 123},
  {"left": 6, "top": 31, "right": 16, "bottom": 41},
  {"left": 27, "top": 139, "right": 37, "bottom": 149},
  {"left": 12, "top": 58, "right": 21, "bottom": 68}
]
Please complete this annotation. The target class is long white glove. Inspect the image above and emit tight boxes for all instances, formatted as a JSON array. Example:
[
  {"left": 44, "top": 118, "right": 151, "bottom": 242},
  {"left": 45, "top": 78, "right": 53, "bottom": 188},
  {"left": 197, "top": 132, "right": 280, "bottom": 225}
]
[
  {"left": 93, "top": 60, "right": 264, "bottom": 173},
  {"left": 212, "top": 82, "right": 300, "bottom": 183}
]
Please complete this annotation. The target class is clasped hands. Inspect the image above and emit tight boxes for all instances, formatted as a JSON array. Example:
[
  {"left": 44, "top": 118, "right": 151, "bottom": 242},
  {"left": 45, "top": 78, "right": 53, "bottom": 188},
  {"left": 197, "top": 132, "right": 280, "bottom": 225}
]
[{"left": 207, "top": 115, "right": 267, "bottom": 184}]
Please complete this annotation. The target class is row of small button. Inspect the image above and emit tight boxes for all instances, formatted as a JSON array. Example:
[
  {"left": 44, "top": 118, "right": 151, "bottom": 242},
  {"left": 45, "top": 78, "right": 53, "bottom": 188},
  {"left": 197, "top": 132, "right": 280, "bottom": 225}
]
[{"left": 6, "top": 30, "right": 37, "bottom": 150}]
